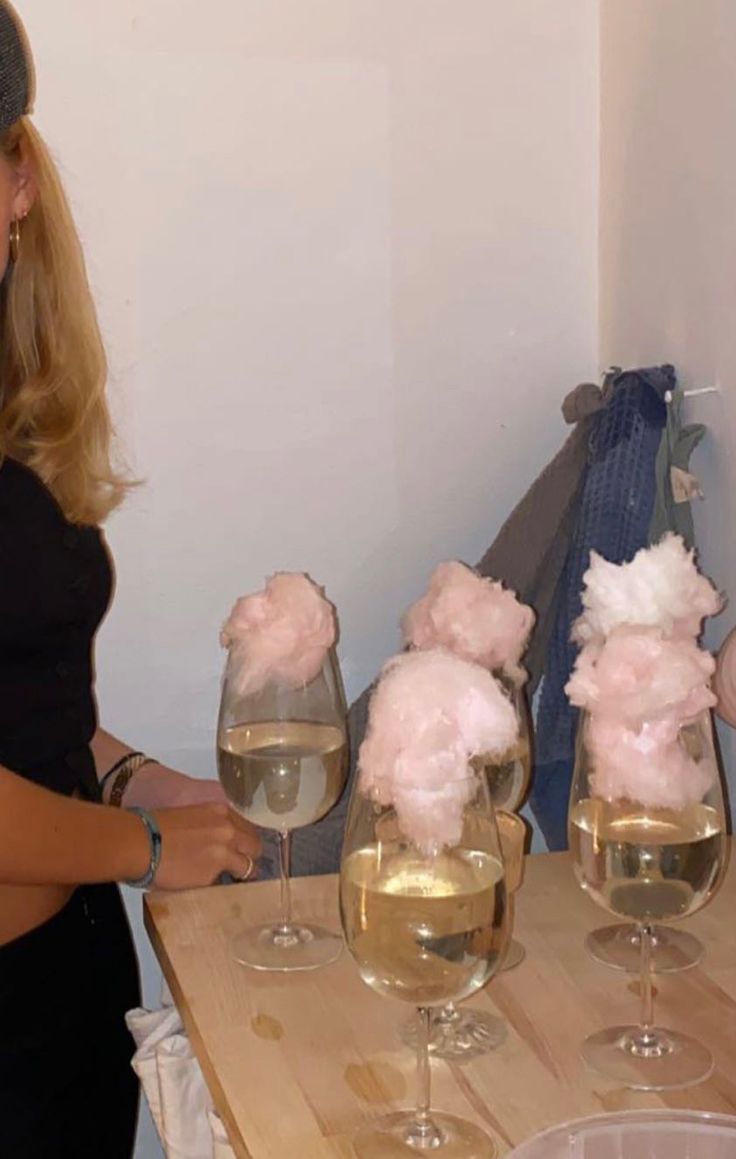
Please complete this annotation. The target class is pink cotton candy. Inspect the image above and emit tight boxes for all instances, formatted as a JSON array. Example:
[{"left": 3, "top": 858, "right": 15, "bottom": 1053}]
[
  {"left": 573, "top": 534, "right": 722, "bottom": 646},
  {"left": 358, "top": 649, "right": 519, "bottom": 852},
  {"left": 221, "top": 572, "right": 336, "bottom": 696},
  {"left": 566, "top": 539, "right": 720, "bottom": 809},
  {"left": 566, "top": 625, "right": 718, "bottom": 808},
  {"left": 402, "top": 561, "right": 535, "bottom": 685},
  {"left": 587, "top": 715, "right": 717, "bottom": 810},
  {"left": 566, "top": 626, "right": 716, "bottom": 730}
]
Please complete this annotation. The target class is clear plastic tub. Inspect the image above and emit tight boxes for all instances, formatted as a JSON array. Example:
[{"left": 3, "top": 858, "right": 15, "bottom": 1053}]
[{"left": 507, "top": 1110, "right": 736, "bottom": 1158}]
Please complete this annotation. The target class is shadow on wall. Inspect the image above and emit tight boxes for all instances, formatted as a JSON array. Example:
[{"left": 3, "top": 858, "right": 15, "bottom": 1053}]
[{"left": 599, "top": 0, "right": 736, "bottom": 805}]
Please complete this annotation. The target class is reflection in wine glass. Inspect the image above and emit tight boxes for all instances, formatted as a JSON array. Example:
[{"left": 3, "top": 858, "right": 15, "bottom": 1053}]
[
  {"left": 569, "top": 711, "right": 728, "bottom": 1089},
  {"left": 405, "top": 682, "right": 530, "bottom": 1062},
  {"left": 340, "top": 771, "right": 509, "bottom": 1157},
  {"left": 217, "top": 649, "right": 347, "bottom": 971}
]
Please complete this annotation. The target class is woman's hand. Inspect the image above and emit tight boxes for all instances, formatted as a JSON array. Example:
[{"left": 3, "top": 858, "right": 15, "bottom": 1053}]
[
  {"left": 124, "top": 765, "right": 264, "bottom": 880},
  {"left": 91, "top": 731, "right": 262, "bottom": 885},
  {"left": 149, "top": 803, "right": 262, "bottom": 891}
]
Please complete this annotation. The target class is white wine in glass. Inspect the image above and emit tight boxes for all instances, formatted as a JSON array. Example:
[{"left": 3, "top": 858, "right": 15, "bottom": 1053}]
[
  {"left": 218, "top": 719, "right": 346, "bottom": 830},
  {"left": 583, "top": 712, "right": 715, "bottom": 974},
  {"left": 569, "top": 710, "right": 727, "bottom": 1090},
  {"left": 340, "top": 771, "right": 509, "bottom": 1157},
  {"left": 217, "top": 649, "right": 347, "bottom": 971}
]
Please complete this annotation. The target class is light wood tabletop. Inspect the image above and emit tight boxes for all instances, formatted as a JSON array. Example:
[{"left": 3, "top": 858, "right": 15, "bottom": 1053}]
[{"left": 144, "top": 840, "right": 736, "bottom": 1158}]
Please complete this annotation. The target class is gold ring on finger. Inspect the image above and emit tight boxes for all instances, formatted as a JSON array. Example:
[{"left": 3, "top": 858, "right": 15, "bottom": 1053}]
[{"left": 235, "top": 856, "right": 254, "bottom": 882}]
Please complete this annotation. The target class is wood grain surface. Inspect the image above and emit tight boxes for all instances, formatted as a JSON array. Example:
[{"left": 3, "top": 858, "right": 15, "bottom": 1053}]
[{"left": 144, "top": 841, "right": 736, "bottom": 1158}]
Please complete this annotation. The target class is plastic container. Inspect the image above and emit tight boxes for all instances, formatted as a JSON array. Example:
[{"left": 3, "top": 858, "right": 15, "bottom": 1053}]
[{"left": 507, "top": 1110, "right": 736, "bottom": 1158}]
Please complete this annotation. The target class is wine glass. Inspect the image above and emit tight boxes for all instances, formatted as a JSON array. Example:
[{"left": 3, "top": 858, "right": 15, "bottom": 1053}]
[
  {"left": 482, "top": 679, "right": 533, "bottom": 814},
  {"left": 569, "top": 710, "right": 728, "bottom": 1089},
  {"left": 405, "top": 681, "right": 530, "bottom": 1061},
  {"left": 340, "top": 770, "right": 509, "bottom": 1157},
  {"left": 217, "top": 648, "right": 347, "bottom": 971},
  {"left": 478, "top": 678, "right": 532, "bottom": 973}
]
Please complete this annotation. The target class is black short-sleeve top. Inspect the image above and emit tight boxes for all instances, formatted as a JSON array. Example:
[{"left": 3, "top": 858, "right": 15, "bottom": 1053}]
[{"left": 0, "top": 458, "right": 111, "bottom": 799}]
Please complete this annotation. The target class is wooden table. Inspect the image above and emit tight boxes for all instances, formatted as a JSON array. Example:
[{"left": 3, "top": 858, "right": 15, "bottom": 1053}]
[{"left": 144, "top": 842, "right": 736, "bottom": 1158}]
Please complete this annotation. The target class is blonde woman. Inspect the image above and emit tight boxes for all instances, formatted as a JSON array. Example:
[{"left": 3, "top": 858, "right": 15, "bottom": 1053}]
[{"left": 0, "top": 6, "right": 260, "bottom": 1155}]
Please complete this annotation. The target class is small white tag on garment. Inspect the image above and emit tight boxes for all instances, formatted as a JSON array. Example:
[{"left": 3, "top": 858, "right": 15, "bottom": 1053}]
[{"left": 671, "top": 466, "right": 704, "bottom": 504}]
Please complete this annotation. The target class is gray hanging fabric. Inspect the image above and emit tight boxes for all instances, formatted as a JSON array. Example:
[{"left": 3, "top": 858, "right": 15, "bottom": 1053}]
[
  {"left": 648, "top": 388, "right": 706, "bottom": 548},
  {"left": 476, "top": 380, "right": 605, "bottom": 692}
]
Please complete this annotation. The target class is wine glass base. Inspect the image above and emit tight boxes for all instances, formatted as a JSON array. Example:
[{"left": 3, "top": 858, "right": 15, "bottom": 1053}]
[
  {"left": 586, "top": 925, "right": 703, "bottom": 974},
  {"left": 401, "top": 1009, "right": 507, "bottom": 1060},
  {"left": 499, "top": 939, "right": 525, "bottom": 973},
  {"left": 582, "top": 1025, "right": 714, "bottom": 1091},
  {"left": 233, "top": 923, "right": 343, "bottom": 972},
  {"left": 353, "top": 1111, "right": 495, "bottom": 1157}
]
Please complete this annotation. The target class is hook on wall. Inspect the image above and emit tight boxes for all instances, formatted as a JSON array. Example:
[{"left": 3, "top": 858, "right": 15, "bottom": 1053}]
[{"left": 666, "top": 386, "right": 719, "bottom": 402}]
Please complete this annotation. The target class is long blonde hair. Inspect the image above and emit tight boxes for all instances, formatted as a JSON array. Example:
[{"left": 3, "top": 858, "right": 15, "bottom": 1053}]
[{"left": 0, "top": 117, "right": 127, "bottom": 524}]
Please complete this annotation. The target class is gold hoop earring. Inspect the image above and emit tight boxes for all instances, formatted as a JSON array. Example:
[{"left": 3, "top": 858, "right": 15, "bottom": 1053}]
[{"left": 9, "top": 219, "right": 21, "bottom": 263}]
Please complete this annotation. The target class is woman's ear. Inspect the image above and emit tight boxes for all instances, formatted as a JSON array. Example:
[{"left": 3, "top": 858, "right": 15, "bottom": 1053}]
[{"left": 10, "top": 137, "right": 36, "bottom": 220}]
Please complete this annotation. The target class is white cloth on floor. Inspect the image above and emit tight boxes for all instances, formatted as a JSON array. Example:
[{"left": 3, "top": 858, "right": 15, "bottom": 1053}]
[{"left": 126, "top": 987, "right": 235, "bottom": 1159}]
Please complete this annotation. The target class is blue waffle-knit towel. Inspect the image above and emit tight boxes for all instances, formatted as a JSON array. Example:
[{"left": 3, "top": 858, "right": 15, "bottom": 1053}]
[{"left": 530, "top": 365, "right": 673, "bottom": 850}]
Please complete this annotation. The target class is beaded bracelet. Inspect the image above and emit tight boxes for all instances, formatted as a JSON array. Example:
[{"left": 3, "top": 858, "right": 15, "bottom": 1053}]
[
  {"left": 125, "top": 807, "right": 163, "bottom": 889},
  {"left": 100, "top": 751, "right": 158, "bottom": 807}
]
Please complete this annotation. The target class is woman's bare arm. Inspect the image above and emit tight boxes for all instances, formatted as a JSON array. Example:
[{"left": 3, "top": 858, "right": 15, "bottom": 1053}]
[
  {"left": 91, "top": 728, "right": 223, "bottom": 808},
  {"left": 0, "top": 763, "right": 148, "bottom": 885},
  {"left": 0, "top": 763, "right": 257, "bottom": 889}
]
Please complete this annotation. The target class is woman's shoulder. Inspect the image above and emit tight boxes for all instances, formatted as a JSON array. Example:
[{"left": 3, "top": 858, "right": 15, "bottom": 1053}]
[{"left": 0, "top": 457, "right": 63, "bottom": 521}]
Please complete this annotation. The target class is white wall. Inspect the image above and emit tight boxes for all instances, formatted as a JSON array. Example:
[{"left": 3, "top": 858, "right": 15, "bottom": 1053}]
[
  {"left": 21, "top": 2, "right": 598, "bottom": 1153},
  {"left": 600, "top": 0, "right": 736, "bottom": 804}
]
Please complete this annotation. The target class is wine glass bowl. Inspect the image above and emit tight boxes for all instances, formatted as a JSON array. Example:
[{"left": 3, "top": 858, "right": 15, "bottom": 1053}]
[
  {"left": 475, "top": 680, "right": 530, "bottom": 981},
  {"left": 569, "top": 710, "right": 728, "bottom": 1090},
  {"left": 480, "top": 680, "right": 533, "bottom": 814},
  {"left": 406, "top": 808, "right": 527, "bottom": 1062},
  {"left": 569, "top": 796, "right": 725, "bottom": 926},
  {"left": 217, "top": 649, "right": 347, "bottom": 971},
  {"left": 340, "top": 770, "right": 508, "bottom": 1156},
  {"left": 341, "top": 840, "right": 506, "bottom": 1008},
  {"left": 218, "top": 718, "right": 345, "bottom": 831},
  {"left": 584, "top": 709, "right": 724, "bottom": 975},
  {"left": 497, "top": 809, "right": 526, "bottom": 894}
]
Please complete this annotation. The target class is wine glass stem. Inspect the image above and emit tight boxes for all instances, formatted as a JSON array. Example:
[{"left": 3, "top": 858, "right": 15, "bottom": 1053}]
[
  {"left": 404, "top": 1007, "right": 442, "bottom": 1149},
  {"left": 639, "top": 922, "right": 654, "bottom": 1036},
  {"left": 629, "top": 920, "right": 669, "bottom": 1057},
  {"left": 277, "top": 830, "right": 293, "bottom": 935},
  {"left": 438, "top": 1002, "right": 458, "bottom": 1026},
  {"left": 416, "top": 1007, "right": 431, "bottom": 1122}
]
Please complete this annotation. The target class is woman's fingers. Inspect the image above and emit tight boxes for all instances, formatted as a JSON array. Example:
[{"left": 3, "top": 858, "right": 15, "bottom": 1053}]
[{"left": 227, "top": 811, "right": 263, "bottom": 858}]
